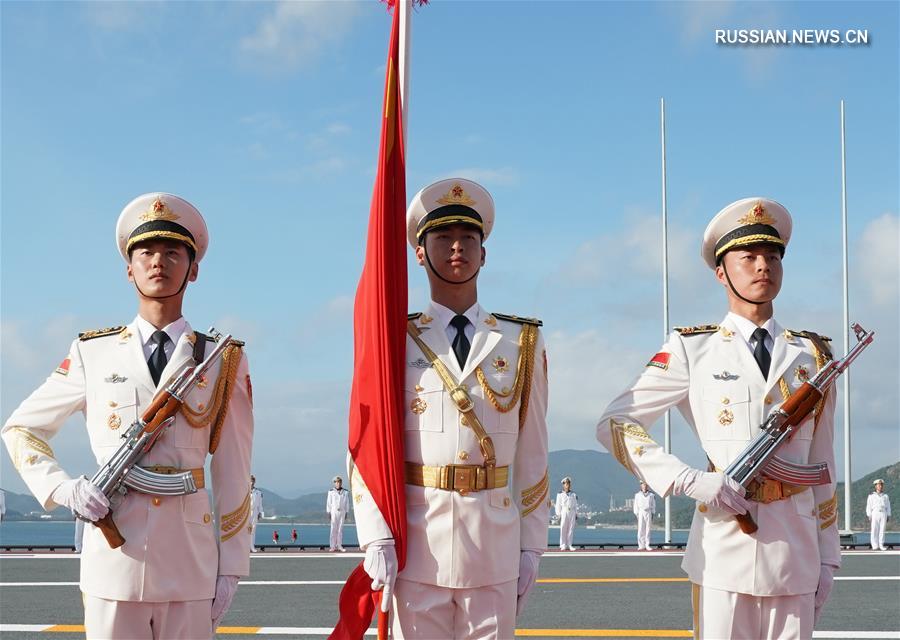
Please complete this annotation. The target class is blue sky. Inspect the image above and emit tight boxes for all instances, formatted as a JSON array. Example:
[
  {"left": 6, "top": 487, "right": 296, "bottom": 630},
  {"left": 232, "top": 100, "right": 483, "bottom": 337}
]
[{"left": 2, "top": 1, "right": 897, "bottom": 498}]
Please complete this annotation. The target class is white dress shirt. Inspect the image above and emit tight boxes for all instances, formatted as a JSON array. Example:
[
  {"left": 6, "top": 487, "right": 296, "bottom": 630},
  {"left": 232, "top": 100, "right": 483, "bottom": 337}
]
[{"left": 135, "top": 315, "right": 187, "bottom": 362}]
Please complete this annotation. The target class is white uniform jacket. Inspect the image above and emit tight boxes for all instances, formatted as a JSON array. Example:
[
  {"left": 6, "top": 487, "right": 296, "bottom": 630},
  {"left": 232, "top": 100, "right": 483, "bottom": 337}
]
[
  {"left": 597, "top": 315, "right": 839, "bottom": 597},
  {"left": 250, "top": 488, "right": 264, "bottom": 522},
  {"left": 1, "top": 319, "right": 254, "bottom": 602},
  {"left": 866, "top": 493, "right": 891, "bottom": 518},
  {"left": 352, "top": 303, "right": 550, "bottom": 589},
  {"left": 633, "top": 491, "right": 655, "bottom": 514},
  {"left": 555, "top": 491, "right": 577, "bottom": 518},
  {"left": 327, "top": 488, "right": 350, "bottom": 516}
]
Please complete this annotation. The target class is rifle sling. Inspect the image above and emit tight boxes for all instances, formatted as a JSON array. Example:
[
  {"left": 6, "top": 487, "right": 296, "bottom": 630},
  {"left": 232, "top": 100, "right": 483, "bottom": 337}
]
[{"left": 407, "top": 321, "right": 497, "bottom": 486}]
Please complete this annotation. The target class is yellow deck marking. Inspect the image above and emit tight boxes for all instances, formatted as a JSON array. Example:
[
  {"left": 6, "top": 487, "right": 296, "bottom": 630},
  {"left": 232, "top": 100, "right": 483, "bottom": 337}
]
[
  {"left": 538, "top": 577, "right": 689, "bottom": 583},
  {"left": 516, "top": 631, "right": 692, "bottom": 637},
  {"left": 46, "top": 625, "right": 85, "bottom": 632},
  {"left": 217, "top": 627, "right": 263, "bottom": 634}
]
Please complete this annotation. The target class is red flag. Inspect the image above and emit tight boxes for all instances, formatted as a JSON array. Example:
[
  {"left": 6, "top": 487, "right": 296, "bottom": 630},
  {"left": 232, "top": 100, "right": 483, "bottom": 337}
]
[{"left": 330, "top": 5, "right": 407, "bottom": 639}]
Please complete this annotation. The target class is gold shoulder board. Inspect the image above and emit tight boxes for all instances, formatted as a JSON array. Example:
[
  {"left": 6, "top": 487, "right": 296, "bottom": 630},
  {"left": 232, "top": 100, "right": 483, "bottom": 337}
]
[
  {"left": 407, "top": 312, "right": 422, "bottom": 321},
  {"left": 78, "top": 326, "right": 126, "bottom": 341},
  {"left": 674, "top": 324, "right": 719, "bottom": 336},
  {"left": 787, "top": 329, "right": 832, "bottom": 360},
  {"left": 492, "top": 312, "right": 543, "bottom": 327},
  {"left": 787, "top": 329, "right": 832, "bottom": 343}
]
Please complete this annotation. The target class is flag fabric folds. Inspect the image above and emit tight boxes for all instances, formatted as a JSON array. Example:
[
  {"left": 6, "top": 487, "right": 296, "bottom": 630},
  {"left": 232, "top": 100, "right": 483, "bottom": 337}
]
[{"left": 330, "top": 4, "right": 408, "bottom": 639}]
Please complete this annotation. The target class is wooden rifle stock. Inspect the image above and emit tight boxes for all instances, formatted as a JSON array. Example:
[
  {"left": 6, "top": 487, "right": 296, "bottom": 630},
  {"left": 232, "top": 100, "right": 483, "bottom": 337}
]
[
  {"left": 735, "top": 512, "right": 759, "bottom": 535},
  {"left": 782, "top": 382, "right": 823, "bottom": 427},
  {"left": 95, "top": 512, "right": 126, "bottom": 549}
]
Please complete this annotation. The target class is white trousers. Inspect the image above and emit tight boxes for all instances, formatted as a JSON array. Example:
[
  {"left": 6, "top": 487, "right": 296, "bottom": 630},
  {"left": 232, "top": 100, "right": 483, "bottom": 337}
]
[
  {"left": 691, "top": 584, "right": 814, "bottom": 640},
  {"left": 870, "top": 512, "right": 887, "bottom": 549},
  {"left": 559, "top": 512, "right": 576, "bottom": 549},
  {"left": 391, "top": 577, "right": 517, "bottom": 639},
  {"left": 636, "top": 511, "right": 652, "bottom": 550},
  {"left": 329, "top": 512, "right": 345, "bottom": 549},
  {"left": 84, "top": 594, "right": 213, "bottom": 640}
]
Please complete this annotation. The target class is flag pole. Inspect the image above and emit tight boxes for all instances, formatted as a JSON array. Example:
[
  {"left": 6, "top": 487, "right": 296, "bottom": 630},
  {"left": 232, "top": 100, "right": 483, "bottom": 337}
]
[
  {"left": 660, "top": 98, "right": 672, "bottom": 545},
  {"left": 399, "top": 0, "right": 412, "bottom": 148},
  {"left": 840, "top": 99, "right": 852, "bottom": 532}
]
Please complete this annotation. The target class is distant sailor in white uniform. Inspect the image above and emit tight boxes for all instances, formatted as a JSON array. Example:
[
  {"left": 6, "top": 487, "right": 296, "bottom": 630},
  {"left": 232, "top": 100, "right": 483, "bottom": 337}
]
[
  {"left": 866, "top": 479, "right": 891, "bottom": 551},
  {"left": 1, "top": 193, "right": 254, "bottom": 639},
  {"left": 596, "top": 198, "right": 839, "bottom": 639},
  {"left": 633, "top": 481, "right": 656, "bottom": 550},
  {"left": 351, "top": 178, "right": 550, "bottom": 638},
  {"left": 326, "top": 475, "right": 350, "bottom": 552},
  {"left": 555, "top": 477, "right": 578, "bottom": 551},
  {"left": 249, "top": 475, "right": 264, "bottom": 552}
]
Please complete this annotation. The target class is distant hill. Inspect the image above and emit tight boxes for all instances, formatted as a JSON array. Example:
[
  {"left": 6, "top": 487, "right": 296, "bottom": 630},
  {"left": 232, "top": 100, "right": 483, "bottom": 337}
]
[
  {"left": 0, "top": 490, "right": 64, "bottom": 520},
  {"left": 548, "top": 448, "right": 654, "bottom": 510}
]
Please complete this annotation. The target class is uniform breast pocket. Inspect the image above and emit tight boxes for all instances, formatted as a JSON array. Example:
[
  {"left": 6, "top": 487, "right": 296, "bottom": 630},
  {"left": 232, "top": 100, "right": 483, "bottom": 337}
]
[
  {"left": 701, "top": 382, "right": 751, "bottom": 441},
  {"left": 404, "top": 380, "right": 444, "bottom": 432},
  {"left": 92, "top": 386, "right": 139, "bottom": 449}
]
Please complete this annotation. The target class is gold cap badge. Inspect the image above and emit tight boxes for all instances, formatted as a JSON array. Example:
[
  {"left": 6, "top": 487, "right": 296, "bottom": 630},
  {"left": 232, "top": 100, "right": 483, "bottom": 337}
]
[
  {"left": 436, "top": 183, "right": 476, "bottom": 207},
  {"left": 139, "top": 196, "right": 180, "bottom": 222},
  {"left": 737, "top": 202, "right": 776, "bottom": 226}
]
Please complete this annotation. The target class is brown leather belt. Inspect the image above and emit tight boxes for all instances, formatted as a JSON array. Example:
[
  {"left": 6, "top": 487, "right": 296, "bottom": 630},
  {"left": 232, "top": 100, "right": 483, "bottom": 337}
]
[
  {"left": 404, "top": 462, "right": 509, "bottom": 493},
  {"left": 746, "top": 477, "right": 806, "bottom": 503},
  {"left": 140, "top": 465, "right": 205, "bottom": 490}
]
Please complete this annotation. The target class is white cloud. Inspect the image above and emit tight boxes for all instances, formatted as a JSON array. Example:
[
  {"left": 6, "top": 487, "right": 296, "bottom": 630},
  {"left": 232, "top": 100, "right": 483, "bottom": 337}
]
[
  {"left": 326, "top": 123, "right": 352, "bottom": 136},
  {"left": 667, "top": 0, "right": 736, "bottom": 46},
  {"left": 551, "top": 210, "right": 706, "bottom": 289},
  {"left": 441, "top": 167, "right": 520, "bottom": 187},
  {"left": 857, "top": 212, "right": 900, "bottom": 307},
  {"left": 239, "top": 1, "right": 362, "bottom": 72},
  {"left": 239, "top": 112, "right": 290, "bottom": 134},
  {"left": 82, "top": 2, "right": 160, "bottom": 31}
]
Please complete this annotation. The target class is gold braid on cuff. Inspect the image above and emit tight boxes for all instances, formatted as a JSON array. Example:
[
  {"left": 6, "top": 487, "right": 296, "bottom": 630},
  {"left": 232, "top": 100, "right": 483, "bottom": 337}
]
[
  {"left": 220, "top": 490, "right": 251, "bottom": 542},
  {"left": 609, "top": 419, "right": 655, "bottom": 473},
  {"left": 9, "top": 427, "right": 55, "bottom": 470},
  {"left": 818, "top": 493, "right": 837, "bottom": 530},
  {"left": 520, "top": 469, "right": 549, "bottom": 518}
]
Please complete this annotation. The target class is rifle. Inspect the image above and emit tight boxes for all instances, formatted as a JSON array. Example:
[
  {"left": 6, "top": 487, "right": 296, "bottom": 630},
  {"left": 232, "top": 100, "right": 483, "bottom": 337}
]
[
  {"left": 725, "top": 323, "right": 874, "bottom": 534},
  {"left": 78, "top": 329, "right": 234, "bottom": 548}
]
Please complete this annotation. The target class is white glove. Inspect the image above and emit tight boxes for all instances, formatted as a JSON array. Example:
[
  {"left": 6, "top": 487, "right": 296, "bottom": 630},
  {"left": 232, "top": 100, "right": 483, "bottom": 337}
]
[
  {"left": 516, "top": 550, "right": 542, "bottom": 617},
  {"left": 673, "top": 469, "right": 750, "bottom": 516},
  {"left": 363, "top": 538, "right": 398, "bottom": 613},
  {"left": 51, "top": 477, "right": 109, "bottom": 521},
  {"left": 814, "top": 564, "right": 835, "bottom": 625},
  {"left": 211, "top": 575, "right": 240, "bottom": 630}
]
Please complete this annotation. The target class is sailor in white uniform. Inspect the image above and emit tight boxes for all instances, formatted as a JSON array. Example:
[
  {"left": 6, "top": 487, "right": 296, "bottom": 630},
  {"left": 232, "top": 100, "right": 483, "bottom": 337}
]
[
  {"left": 632, "top": 482, "right": 656, "bottom": 550},
  {"left": 555, "top": 477, "right": 578, "bottom": 551},
  {"left": 866, "top": 479, "right": 891, "bottom": 551},
  {"left": 596, "top": 198, "right": 840, "bottom": 639}
]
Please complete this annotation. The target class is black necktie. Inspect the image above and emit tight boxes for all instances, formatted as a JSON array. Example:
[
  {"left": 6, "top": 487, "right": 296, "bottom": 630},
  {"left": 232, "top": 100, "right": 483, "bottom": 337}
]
[
  {"left": 752, "top": 327, "right": 771, "bottom": 379},
  {"left": 450, "top": 315, "right": 471, "bottom": 369},
  {"left": 148, "top": 330, "right": 170, "bottom": 386}
]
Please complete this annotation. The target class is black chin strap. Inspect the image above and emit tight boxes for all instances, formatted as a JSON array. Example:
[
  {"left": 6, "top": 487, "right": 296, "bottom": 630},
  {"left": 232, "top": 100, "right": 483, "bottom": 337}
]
[
  {"left": 722, "top": 262, "right": 768, "bottom": 306},
  {"left": 423, "top": 246, "right": 480, "bottom": 285},
  {"left": 133, "top": 259, "right": 193, "bottom": 300}
]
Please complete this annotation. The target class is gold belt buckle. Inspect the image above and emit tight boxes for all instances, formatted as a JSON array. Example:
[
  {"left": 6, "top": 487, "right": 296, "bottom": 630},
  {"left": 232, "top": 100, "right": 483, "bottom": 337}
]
[
  {"left": 451, "top": 465, "right": 476, "bottom": 493},
  {"left": 758, "top": 478, "right": 783, "bottom": 503}
]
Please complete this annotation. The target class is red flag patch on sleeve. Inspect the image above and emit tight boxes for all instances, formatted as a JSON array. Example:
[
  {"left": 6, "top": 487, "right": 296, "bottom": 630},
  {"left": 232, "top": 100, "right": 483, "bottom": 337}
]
[
  {"left": 646, "top": 352, "right": 670, "bottom": 370},
  {"left": 55, "top": 357, "right": 71, "bottom": 376}
]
